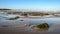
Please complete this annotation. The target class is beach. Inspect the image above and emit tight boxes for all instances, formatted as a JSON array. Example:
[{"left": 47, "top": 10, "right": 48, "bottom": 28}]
[{"left": 0, "top": 17, "right": 60, "bottom": 34}]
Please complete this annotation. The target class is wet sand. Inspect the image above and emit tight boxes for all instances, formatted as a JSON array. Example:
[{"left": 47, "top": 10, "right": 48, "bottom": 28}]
[
  {"left": 0, "top": 17, "right": 60, "bottom": 34},
  {"left": 0, "top": 24, "right": 60, "bottom": 34},
  {"left": 0, "top": 26, "right": 60, "bottom": 34}
]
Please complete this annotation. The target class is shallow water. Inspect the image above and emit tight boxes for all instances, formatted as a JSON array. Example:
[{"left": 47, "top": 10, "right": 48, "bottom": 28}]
[
  {"left": 0, "top": 14, "right": 60, "bottom": 32},
  {"left": 17, "top": 17, "right": 60, "bottom": 31}
]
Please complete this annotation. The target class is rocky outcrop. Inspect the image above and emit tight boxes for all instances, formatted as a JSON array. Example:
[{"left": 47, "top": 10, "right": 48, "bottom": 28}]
[
  {"left": 8, "top": 16, "right": 19, "bottom": 20},
  {"left": 34, "top": 23, "right": 49, "bottom": 30}
]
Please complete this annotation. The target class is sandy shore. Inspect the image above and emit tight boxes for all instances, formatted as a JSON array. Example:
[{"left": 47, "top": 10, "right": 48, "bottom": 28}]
[
  {"left": 0, "top": 22, "right": 60, "bottom": 34},
  {"left": 0, "top": 26, "right": 60, "bottom": 34},
  {"left": 0, "top": 17, "right": 60, "bottom": 34}
]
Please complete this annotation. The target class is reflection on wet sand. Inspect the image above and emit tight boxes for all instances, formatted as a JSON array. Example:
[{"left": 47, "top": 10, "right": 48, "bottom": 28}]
[{"left": 0, "top": 17, "right": 60, "bottom": 34}]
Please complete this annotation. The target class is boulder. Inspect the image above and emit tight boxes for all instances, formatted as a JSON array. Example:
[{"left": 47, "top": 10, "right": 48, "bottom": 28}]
[{"left": 34, "top": 23, "right": 49, "bottom": 30}]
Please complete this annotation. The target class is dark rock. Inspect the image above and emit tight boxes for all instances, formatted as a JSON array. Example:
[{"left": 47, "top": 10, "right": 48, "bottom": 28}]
[
  {"left": 8, "top": 16, "right": 19, "bottom": 20},
  {"left": 34, "top": 23, "right": 49, "bottom": 30},
  {"left": 20, "top": 20, "right": 24, "bottom": 21}
]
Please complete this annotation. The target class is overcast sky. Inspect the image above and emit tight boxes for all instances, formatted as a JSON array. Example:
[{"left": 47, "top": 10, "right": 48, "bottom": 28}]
[{"left": 0, "top": 0, "right": 60, "bottom": 11}]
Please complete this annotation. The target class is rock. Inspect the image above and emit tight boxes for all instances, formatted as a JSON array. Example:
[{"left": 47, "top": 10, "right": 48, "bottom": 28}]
[
  {"left": 24, "top": 24, "right": 29, "bottom": 27},
  {"left": 34, "top": 23, "right": 49, "bottom": 30},
  {"left": 20, "top": 20, "right": 24, "bottom": 21},
  {"left": 24, "top": 24, "right": 27, "bottom": 26},
  {"left": 8, "top": 16, "right": 19, "bottom": 20}
]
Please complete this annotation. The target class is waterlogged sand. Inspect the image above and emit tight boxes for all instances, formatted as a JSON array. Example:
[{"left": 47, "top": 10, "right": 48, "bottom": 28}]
[{"left": 0, "top": 17, "right": 60, "bottom": 34}]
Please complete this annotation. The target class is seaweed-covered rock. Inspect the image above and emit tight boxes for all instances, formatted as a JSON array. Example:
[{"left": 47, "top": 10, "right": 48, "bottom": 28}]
[
  {"left": 8, "top": 16, "right": 19, "bottom": 20},
  {"left": 34, "top": 23, "right": 49, "bottom": 30}
]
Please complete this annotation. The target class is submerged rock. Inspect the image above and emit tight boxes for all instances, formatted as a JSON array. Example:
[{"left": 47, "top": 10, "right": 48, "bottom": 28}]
[
  {"left": 20, "top": 20, "right": 24, "bottom": 21},
  {"left": 34, "top": 23, "right": 49, "bottom": 31}
]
